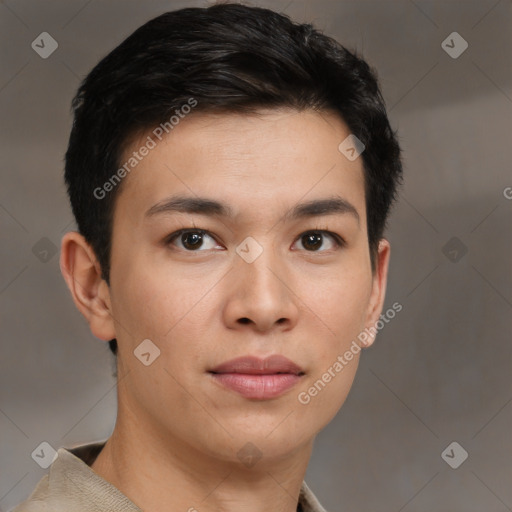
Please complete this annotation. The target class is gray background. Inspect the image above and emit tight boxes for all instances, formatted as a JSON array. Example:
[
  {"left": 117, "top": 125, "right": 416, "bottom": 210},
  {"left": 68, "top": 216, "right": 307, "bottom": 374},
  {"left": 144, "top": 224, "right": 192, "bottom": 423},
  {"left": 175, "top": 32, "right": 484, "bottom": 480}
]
[{"left": 1, "top": 1, "right": 511, "bottom": 511}]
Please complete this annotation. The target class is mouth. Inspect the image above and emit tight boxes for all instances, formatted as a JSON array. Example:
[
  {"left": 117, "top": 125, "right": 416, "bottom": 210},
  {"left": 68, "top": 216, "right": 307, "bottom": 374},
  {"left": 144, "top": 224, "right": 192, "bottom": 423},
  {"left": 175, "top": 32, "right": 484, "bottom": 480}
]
[{"left": 208, "top": 355, "right": 305, "bottom": 400}]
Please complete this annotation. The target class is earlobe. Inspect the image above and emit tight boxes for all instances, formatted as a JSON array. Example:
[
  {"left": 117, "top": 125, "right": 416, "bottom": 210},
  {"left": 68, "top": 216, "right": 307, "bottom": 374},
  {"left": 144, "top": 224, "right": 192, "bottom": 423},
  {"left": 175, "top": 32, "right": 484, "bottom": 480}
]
[
  {"left": 361, "top": 239, "right": 391, "bottom": 348},
  {"left": 59, "top": 231, "right": 116, "bottom": 341}
]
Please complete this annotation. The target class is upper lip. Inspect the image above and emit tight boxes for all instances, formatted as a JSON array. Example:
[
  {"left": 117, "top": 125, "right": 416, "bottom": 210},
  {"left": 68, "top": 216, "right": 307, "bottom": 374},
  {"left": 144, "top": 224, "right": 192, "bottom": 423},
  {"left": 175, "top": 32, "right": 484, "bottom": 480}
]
[{"left": 209, "top": 355, "right": 305, "bottom": 376}]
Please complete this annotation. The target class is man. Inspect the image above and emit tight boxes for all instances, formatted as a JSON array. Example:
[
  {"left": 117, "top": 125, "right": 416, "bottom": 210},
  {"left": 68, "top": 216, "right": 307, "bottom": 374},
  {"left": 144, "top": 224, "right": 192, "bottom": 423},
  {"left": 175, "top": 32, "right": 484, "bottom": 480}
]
[{"left": 12, "top": 3, "right": 402, "bottom": 511}]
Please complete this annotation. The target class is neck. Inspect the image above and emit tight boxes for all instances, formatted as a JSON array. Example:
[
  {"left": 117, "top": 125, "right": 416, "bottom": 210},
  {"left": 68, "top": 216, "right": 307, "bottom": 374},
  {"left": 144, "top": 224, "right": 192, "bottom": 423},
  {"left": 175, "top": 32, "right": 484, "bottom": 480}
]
[{"left": 90, "top": 401, "right": 314, "bottom": 512}]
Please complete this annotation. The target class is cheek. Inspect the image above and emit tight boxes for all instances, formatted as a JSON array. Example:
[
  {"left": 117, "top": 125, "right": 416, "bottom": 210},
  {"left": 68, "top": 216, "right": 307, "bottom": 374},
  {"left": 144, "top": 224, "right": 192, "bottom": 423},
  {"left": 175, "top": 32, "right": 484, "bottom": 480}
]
[
  {"left": 291, "top": 265, "right": 370, "bottom": 416},
  {"left": 111, "top": 265, "right": 208, "bottom": 407},
  {"left": 109, "top": 256, "right": 188, "bottom": 345},
  {"left": 301, "top": 266, "right": 371, "bottom": 344},
  {"left": 294, "top": 275, "right": 368, "bottom": 424},
  {"left": 110, "top": 254, "right": 221, "bottom": 376},
  {"left": 296, "top": 355, "right": 359, "bottom": 434}
]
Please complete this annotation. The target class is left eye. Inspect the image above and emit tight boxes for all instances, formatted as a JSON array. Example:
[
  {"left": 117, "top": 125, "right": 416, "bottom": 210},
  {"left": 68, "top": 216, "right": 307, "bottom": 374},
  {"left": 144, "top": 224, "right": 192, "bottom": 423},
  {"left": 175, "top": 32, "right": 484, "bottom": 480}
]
[
  {"left": 164, "top": 229, "right": 344, "bottom": 252},
  {"left": 292, "top": 230, "right": 344, "bottom": 252}
]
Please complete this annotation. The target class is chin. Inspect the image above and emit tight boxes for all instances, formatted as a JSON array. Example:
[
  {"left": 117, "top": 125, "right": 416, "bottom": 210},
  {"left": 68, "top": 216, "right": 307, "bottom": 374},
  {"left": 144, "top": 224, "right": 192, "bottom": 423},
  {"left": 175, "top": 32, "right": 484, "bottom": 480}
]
[{"left": 220, "top": 424, "right": 312, "bottom": 460}]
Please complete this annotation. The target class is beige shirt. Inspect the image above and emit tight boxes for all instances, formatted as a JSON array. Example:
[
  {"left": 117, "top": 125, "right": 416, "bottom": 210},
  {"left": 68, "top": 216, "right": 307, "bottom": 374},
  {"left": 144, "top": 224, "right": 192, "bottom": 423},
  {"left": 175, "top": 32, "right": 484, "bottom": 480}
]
[{"left": 12, "top": 440, "right": 329, "bottom": 512}]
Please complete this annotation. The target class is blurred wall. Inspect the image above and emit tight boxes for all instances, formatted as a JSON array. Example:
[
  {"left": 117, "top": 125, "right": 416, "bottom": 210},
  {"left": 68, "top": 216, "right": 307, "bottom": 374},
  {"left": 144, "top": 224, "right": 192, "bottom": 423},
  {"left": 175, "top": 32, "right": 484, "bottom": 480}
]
[{"left": 1, "top": 1, "right": 511, "bottom": 511}]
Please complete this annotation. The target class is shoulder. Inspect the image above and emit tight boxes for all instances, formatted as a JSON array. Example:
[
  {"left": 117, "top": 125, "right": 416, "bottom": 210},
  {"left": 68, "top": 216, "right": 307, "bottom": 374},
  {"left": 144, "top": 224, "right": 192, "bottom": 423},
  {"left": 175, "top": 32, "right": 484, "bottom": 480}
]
[
  {"left": 300, "top": 481, "right": 330, "bottom": 512},
  {"left": 9, "top": 474, "right": 50, "bottom": 512},
  {"left": 8, "top": 441, "right": 140, "bottom": 512}
]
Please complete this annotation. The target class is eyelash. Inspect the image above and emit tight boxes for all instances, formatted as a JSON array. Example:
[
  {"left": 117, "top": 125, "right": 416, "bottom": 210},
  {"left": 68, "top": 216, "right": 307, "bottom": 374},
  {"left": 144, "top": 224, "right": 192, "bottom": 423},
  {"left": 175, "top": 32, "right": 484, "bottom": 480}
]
[{"left": 164, "top": 227, "right": 346, "bottom": 253}]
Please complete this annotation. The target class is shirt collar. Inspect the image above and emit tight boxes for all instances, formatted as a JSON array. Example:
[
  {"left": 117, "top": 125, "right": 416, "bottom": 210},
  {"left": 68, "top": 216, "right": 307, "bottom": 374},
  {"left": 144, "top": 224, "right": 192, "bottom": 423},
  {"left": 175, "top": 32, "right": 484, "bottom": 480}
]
[{"left": 41, "top": 440, "right": 328, "bottom": 512}]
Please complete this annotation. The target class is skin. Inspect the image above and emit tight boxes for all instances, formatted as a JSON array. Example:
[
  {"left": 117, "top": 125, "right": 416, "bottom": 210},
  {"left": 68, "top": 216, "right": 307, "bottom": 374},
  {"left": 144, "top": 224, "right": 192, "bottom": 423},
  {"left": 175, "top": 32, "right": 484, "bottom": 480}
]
[{"left": 60, "top": 108, "right": 390, "bottom": 512}]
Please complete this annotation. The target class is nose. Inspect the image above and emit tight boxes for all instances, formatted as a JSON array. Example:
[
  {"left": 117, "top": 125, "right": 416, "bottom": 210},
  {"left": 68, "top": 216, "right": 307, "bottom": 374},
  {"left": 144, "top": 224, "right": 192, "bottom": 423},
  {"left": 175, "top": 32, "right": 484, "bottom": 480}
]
[{"left": 222, "top": 242, "right": 300, "bottom": 333}]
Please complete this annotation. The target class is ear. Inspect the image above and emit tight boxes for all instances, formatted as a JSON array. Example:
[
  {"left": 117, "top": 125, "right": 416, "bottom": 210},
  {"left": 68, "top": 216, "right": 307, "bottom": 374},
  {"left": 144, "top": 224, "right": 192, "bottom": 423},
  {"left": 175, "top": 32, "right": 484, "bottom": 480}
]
[
  {"left": 361, "top": 238, "right": 391, "bottom": 348},
  {"left": 59, "top": 231, "right": 116, "bottom": 341}
]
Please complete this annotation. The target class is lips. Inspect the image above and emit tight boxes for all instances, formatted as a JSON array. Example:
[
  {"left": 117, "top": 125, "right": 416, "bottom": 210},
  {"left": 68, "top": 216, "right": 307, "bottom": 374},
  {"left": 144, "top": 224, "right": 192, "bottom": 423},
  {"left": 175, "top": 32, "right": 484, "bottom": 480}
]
[
  {"left": 209, "top": 355, "right": 305, "bottom": 376},
  {"left": 209, "top": 355, "right": 305, "bottom": 400}
]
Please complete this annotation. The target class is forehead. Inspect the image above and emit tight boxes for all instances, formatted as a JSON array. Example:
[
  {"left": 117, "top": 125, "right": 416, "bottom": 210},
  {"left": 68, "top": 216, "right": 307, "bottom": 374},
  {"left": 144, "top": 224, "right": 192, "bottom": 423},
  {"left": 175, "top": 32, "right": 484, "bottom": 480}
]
[{"left": 113, "top": 108, "right": 366, "bottom": 228}]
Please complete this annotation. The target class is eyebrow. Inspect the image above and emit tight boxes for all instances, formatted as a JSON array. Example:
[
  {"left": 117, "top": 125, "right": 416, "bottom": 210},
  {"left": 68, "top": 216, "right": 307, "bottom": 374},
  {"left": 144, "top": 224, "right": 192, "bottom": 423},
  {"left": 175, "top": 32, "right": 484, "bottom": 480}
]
[{"left": 145, "top": 195, "right": 360, "bottom": 225}]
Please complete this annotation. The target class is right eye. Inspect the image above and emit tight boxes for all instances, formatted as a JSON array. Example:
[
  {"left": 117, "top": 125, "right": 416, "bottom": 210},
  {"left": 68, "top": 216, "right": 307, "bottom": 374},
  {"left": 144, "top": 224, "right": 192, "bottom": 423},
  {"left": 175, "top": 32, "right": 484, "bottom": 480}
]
[{"left": 164, "top": 229, "right": 222, "bottom": 252}]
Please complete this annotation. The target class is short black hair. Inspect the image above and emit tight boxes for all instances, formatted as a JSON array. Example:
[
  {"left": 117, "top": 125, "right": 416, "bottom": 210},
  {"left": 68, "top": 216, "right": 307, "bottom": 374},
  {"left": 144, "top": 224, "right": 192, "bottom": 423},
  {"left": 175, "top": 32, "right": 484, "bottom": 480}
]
[{"left": 64, "top": 3, "right": 403, "bottom": 357}]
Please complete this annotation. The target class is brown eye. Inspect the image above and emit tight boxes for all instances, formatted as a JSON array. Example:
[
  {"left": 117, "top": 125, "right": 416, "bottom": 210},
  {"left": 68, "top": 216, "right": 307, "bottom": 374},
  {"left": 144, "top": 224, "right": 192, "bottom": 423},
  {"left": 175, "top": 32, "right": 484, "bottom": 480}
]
[
  {"left": 295, "top": 231, "right": 344, "bottom": 252},
  {"left": 165, "top": 229, "right": 219, "bottom": 251}
]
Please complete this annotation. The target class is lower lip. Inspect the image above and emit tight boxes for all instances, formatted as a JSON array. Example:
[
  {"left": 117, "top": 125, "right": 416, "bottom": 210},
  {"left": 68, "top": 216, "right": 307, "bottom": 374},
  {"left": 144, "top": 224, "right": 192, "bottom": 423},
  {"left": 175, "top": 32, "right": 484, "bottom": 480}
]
[{"left": 210, "top": 373, "right": 302, "bottom": 399}]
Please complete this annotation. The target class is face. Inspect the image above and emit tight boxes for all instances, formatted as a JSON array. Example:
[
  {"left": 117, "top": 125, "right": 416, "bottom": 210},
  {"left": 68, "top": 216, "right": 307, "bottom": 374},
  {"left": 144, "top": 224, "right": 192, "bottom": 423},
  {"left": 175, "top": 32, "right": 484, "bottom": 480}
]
[{"left": 79, "top": 109, "right": 389, "bottom": 466}]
